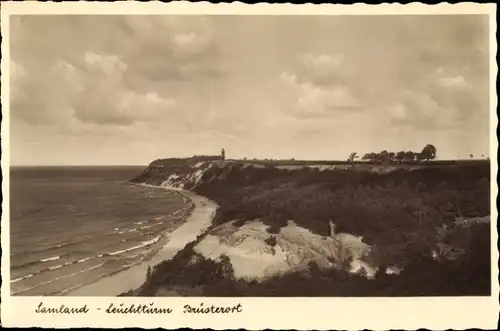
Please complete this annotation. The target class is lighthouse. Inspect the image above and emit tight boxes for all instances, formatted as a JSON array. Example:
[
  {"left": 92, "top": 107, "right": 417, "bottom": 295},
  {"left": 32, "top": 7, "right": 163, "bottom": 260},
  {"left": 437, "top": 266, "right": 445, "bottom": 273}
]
[{"left": 221, "top": 148, "right": 226, "bottom": 160}]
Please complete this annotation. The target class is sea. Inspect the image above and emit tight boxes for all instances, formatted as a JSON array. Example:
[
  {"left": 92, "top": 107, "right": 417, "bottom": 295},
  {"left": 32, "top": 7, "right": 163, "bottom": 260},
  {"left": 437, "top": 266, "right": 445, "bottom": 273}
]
[{"left": 8, "top": 166, "right": 189, "bottom": 296}]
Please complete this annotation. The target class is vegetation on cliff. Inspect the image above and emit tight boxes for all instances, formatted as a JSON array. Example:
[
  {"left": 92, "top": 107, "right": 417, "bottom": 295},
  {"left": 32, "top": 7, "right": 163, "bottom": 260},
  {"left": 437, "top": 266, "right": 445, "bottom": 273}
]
[
  {"left": 128, "top": 159, "right": 491, "bottom": 296},
  {"left": 124, "top": 220, "right": 489, "bottom": 297},
  {"left": 194, "top": 161, "right": 489, "bottom": 267}
]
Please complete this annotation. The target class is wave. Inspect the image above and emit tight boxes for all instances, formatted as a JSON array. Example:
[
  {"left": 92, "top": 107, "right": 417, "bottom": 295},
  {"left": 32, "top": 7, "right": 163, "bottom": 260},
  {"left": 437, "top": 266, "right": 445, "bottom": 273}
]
[
  {"left": 107, "top": 236, "right": 160, "bottom": 256},
  {"left": 11, "top": 274, "right": 35, "bottom": 283},
  {"left": 57, "top": 260, "right": 142, "bottom": 296},
  {"left": 11, "top": 231, "right": 122, "bottom": 259},
  {"left": 77, "top": 256, "right": 94, "bottom": 263},
  {"left": 40, "top": 255, "right": 61, "bottom": 262},
  {"left": 142, "top": 236, "right": 161, "bottom": 245},
  {"left": 12, "top": 253, "right": 108, "bottom": 283},
  {"left": 12, "top": 263, "right": 106, "bottom": 295},
  {"left": 48, "top": 264, "right": 65, "bottom": 270}
]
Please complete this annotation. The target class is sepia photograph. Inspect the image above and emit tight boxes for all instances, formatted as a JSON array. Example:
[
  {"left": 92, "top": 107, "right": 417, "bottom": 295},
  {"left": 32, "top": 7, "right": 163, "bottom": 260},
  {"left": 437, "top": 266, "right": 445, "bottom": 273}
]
[{"left": 1, "top": 2, "right": 498, "bottom": 329}]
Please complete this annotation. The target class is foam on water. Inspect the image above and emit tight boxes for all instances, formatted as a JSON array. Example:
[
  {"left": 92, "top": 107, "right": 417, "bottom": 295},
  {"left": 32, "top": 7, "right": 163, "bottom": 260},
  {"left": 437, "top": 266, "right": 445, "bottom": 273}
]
[
  {"left": 11, "top": 274, "right": 34, "bottom": 283},
  {"left": 107, "top": 236, "right": 160, "bottom": 256},
  {"left": 40, "top": 256, "right": 61, "bottom": 262},
  {"left": 13, "top": 263, "right": 106, "bottom": 295}
]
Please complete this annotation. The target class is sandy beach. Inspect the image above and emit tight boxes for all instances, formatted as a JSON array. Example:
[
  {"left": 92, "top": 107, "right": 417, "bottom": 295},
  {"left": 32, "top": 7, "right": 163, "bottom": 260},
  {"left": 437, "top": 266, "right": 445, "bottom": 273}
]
[{"left": 63, "top": 189, "right": 218, "bottom": 296}]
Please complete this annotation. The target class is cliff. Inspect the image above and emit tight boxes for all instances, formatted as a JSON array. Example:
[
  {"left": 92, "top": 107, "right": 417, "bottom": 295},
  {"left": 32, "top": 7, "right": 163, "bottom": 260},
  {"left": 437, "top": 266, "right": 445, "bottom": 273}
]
[
  {"left": 130, "top": 155, "right": 223, "bottom": 188},
  {"left": 128, "top": 158, "right": 491, "bottom": 296}
]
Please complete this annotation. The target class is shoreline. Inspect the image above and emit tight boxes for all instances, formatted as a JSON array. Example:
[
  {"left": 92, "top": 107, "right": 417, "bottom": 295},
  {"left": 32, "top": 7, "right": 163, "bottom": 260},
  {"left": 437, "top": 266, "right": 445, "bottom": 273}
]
[{"left": 63, "top": 187, "right": 218, "bottom": 297}]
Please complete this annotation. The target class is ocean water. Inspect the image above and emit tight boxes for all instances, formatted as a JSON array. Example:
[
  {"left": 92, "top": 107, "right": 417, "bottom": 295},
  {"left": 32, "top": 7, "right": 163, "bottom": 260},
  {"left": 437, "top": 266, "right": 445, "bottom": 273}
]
[{"left": 9, "top": 166, "right": 189, "bottom": 296}]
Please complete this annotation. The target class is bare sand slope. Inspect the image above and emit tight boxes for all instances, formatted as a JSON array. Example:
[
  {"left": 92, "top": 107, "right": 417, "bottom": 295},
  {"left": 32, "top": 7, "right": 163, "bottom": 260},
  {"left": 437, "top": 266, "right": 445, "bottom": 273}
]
[
  {"left": 195, "top": 220, "right": 378, "bottom": 280},
  {"left": 64, "top": 190, "right": 217, "bottom": 296}
]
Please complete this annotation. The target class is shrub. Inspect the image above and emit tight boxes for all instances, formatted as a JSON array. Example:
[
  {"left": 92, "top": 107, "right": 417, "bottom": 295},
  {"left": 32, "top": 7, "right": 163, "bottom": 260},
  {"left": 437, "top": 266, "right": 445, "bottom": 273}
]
[
  {"left": 266, "top": 224, "right": 282, "bottom": 234},
  {"left": 264, "top": 235, "right": 277, "bottom": 247},
  {"left": 233, "top": 219, "right": 247, "bottom": 227}
]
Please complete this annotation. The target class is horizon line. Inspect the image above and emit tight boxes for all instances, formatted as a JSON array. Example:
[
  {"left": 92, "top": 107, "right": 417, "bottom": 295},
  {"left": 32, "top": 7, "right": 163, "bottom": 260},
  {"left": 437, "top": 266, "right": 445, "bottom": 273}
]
[{"left": 8, "top": 158, "right": 491, "bottom": 167}]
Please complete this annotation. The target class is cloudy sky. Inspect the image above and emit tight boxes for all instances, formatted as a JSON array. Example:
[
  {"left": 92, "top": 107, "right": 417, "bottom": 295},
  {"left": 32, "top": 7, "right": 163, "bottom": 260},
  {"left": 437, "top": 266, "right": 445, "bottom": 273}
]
[{"left": 10, "top": 15, "right": 490, "bottom": 165}]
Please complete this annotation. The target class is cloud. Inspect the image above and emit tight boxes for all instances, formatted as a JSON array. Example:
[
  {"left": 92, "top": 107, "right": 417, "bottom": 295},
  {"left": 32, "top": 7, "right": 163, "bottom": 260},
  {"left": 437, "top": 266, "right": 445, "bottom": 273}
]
[
  {"left": 118, "top": 17, "right": 224, "bottom": 87},
  {"left": 173, "top": 32, "right": 211, "bottom": 55},
  {"left": 302, "top": 53, "right": 344, "bottom": 70},
  {"left": 10, "top": 16, "right": 223, "bottom": 130},
  {"left": 83, "top": 52, "right": 127, "bottom": 75},
  {"left": 280, "top": 39, "right": 485, "bottom": 135},
  {"left": 296, "top": 53, "right": 351, "bottom": 87},
  {"left": 280, "top": 54, "right": 361, "bottom": 119},
  {"left": 439, "top": 75, "right": 468, "bottom": 89},
  {"left": 384, "top": 103, "right": 409, "bottom": 121},
  {"left": 75, "top": 89, "right": 176, "bottom": 126},
  {"left": 387, "top": 91, "right": 461, "bottom": 131}
]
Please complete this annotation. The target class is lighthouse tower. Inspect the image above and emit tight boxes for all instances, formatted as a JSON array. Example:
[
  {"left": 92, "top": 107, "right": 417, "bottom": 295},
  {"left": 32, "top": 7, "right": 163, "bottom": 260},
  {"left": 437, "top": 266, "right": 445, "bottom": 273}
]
[{"left": 221, "top": 148, "right": 226, "bottom": 161}]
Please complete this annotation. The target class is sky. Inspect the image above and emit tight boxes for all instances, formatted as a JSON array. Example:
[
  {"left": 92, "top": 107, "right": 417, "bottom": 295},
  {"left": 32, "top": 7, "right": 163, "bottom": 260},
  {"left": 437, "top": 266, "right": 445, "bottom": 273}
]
[{"left": 9, "top": 15, "right": 491, "bottom": 165}]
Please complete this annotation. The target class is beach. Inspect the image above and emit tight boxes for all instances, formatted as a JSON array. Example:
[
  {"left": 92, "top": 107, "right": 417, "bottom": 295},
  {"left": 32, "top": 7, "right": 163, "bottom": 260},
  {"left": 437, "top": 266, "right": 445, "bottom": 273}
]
[{"left": 63, "top": 189, "right": 218, "bottom": 296}]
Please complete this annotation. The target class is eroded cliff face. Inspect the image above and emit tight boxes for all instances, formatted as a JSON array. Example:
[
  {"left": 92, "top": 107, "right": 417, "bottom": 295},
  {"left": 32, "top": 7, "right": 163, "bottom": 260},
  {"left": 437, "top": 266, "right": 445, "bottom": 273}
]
[
  {"left": 194, "top": 219, "right": 379, "bottom": 280},
  {"left": 130, "top": 158, "right": 297, "bottom": 190},
  {"left": 130, "top": 156, "right": 224, "bottom": 188}
]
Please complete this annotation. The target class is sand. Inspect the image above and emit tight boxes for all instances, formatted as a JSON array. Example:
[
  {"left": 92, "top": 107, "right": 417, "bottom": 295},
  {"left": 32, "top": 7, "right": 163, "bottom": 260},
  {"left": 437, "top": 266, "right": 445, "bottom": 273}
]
[
  {"left": 195, "top": 219, "right": 378, "bottom": 280},
  {"left": 63, "top": 190, "right": 217, "bottom": 296}
]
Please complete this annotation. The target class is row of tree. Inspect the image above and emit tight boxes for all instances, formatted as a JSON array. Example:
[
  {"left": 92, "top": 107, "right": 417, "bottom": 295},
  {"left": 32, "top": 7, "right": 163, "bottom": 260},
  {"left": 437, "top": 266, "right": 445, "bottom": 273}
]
[{"left": 348, "top": 144, "right": 437, "bottom": 163}]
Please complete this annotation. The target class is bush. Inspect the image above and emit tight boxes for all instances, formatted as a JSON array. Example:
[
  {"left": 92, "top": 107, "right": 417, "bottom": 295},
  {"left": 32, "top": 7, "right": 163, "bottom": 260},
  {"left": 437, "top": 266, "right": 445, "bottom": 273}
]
[
  {"left": 264, "top": 235, "right": 277, "bottom": 247},
  {"left": 233, "top": 219, "right": 247, "bottom": 227},
  {"left": 266, "top": 224, "right": 282, "bottom": 234}
]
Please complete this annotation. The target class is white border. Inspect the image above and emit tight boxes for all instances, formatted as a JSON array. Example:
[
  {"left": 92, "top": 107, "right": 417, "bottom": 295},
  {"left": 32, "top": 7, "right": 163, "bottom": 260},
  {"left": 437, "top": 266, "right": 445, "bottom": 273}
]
[{"left": 1, "top": 2, "right": 498, "bottom": 329}]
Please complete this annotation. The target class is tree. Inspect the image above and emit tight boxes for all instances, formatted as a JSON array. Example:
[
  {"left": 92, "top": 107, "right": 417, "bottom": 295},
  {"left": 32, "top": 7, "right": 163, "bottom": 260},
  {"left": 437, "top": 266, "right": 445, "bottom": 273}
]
[
  {"left": 404, "top": 151, "right": 415, "bottom": 161},
  {"left": 218, "top": 254, "right": 235, "bottom": 280},
  {"left": 396, "top": 151, "right": 406, "bottom": 162},
  {"left": 380, "top": 150, "right": 389, "bottom": 160},
  {"left": 362, "top": 153, "right": 374, "bottom": 160},
  {"left": 469, "top": 154, "right": 474, "bottom": 159},
  {"left": 348, "top": 152, "right": 358, "bottom": 162},
  {"left": 420, "top": 144, "right": 437, "bottom": 161}
]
